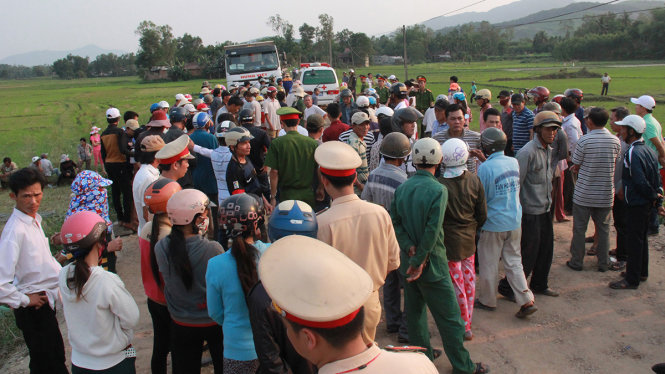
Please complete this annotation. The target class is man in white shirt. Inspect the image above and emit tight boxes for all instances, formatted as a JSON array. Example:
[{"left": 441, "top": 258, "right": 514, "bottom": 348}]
[
  {"left": 303, "top": 94, "right": 326, "bottom": 121},
  {"left": 243, "top": 88, "right": 262, "bottom": 127},
  {"left": 601, "top": 73, "right": 611, "bottom": 96},
  {"left": 561, "top": 97, "right": 583, "bottom": 213},
  {"left": 132, "top": 136, "right": 164, "bottom": 233},
  {"left": 262, "top": 87, "right": 281, "bottom": 138},
  {"left": 0, "top": 168, "right": 67, "bottom": 373}
]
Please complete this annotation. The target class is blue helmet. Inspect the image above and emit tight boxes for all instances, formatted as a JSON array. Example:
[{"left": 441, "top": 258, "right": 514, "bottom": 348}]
[
  {"left": 193, "top": 112, "right": 211, "bottom": 128},
  {"left": 150, "top": 103, "right": 160, "bottom": 113},
  {"left": 453, "top": 92, "right": 466, "bottom": 102},
  {"left": 268, "top": 200, "right": 317, "bottom": 241},
  {"left": 368, "top": 96, "right": 377, "bottom": 105}
]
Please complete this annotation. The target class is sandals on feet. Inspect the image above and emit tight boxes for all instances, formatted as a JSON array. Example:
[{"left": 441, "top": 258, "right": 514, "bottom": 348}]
[{"left": 474, "top": 362, "right": 490, "bottom": 374}]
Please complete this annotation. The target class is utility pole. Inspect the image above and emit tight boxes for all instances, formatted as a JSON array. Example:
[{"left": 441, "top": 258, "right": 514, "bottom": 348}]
[
  {"left": 402, "top": 25, "right": 408, "bottom": 81},
  {"left": 328, "top": 36, "right": 333, "bottom": 66}
]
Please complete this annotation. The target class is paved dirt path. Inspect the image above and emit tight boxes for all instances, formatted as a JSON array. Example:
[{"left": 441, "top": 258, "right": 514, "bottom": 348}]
[{"left": 3, "top": 219, "right": 664, "bottom": 373}]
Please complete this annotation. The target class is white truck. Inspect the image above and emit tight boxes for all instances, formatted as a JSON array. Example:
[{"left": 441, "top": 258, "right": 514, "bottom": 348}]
[{"left": 224, "top": 41, "right": 281, "bottom": 86}]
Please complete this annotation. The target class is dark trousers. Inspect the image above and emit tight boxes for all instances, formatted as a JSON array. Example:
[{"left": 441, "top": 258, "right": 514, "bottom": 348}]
[
  {"left": 649, "top": 205, "right": 660, "bottom": 234},
  {"left": 601, "top": 83, "right": 609, "bottom": 96},
  {"left": 170, "top": 322, "right": 223, "bottom": 374},
  {"left": 499, "top": 212, "right": 554, "bottom": 296},
  {"left": 625, "top": 204, "right": 650, "bottom": 286},
  {"left": 13, "top": 305, "right": 68, "bottom": 374},
  {"left": 105, "top": 162, "right": 133, "bottom": 223},
  {"left": 382, "top": 270, "right": 408, "bottom": 340},
  {"left": 613, "top": 195, "right": 628, "bottom": 261},
  {"left": 147, "top": 299, "right": 171, "bottom": 374},
  {"left": 72, "top": 357, "right": 136, "bottom": 373}
]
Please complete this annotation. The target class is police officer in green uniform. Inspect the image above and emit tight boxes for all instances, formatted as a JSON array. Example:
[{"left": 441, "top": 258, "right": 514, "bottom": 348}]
[
  {"left": 410, "top": 75, "right": 434, "bottom": 137},
  {"left": 376, "top": 75, "right": 390, "bottom": 105},
  {"left": 390, "top": 138, "right": 489, "bottom": 374},
  {"left": 265, "top": 107, "right": 319, "bottom": 208}
]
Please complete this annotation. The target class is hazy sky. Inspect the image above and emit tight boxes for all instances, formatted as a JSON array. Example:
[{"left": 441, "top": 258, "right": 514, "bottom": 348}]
[{"left": 0, "top": 0, "right": 535, "bottom": 59}]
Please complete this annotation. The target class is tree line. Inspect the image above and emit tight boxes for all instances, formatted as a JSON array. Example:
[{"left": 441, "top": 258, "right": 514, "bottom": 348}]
[{"left": 3, "top": 9, "right": 662, "bottom": 81}]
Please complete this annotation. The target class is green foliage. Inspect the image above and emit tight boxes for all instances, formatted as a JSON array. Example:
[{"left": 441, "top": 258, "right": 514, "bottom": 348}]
[
  {"left": 88, "top": 53, "right": 137, "bottom": 77},
  {"left": 52, "top": 54, "right": 89, "bottom": 79},
  {"left": 0, "top": 64, "right": 52, "bottom": 79},
  {"left": 135, "top": 20, "right": 176, "bottom": 72}
]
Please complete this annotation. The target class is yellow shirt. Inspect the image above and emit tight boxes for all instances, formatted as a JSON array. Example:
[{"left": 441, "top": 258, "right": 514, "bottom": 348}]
[
  {"left": 317, "top": 194, "right": 400, "bottom": 289},
  {"left": 318, "top": 344, "right": 437, "bottom": 374}
]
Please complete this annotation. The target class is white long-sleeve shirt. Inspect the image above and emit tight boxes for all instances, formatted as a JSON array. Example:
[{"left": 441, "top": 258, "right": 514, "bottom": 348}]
[
  {"left": 0, "top": 208, "right": 61, "bottom": 309},
  {"left": 60, "top": 265, "right": 139, "bottom": 370},
  {"left": 562, "top": 113, "right": 583, "bottom": 156}
]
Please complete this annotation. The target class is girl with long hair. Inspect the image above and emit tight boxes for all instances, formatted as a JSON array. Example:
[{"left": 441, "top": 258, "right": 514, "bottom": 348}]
[
  {"left": 154, "top": 189, "right": 224, "bottom": 374},
  {"left": 138, "top": 178, "right": 181, "bottom": 374},
  {"left": 58, "top": 211, "right": 139, "bottom": 373},
  {"left": 207, "top": 193, "right": 269, "bottom": 373}
]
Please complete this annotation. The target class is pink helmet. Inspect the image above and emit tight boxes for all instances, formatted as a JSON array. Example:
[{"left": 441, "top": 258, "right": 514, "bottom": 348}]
[
  {"left": 166, "top": 189, "right": 209, "bottom": 225},
  {"left": 60, "top": 211, "right": 107, "bottom": 254}
]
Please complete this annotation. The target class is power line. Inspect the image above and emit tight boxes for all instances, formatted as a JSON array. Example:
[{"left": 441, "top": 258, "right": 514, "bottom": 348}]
[
  {"left": 374, "top": 1, "right": 488, "bottom": 36},
  {"left": 503, "top": 6, "right": 665, "bottom": 26},
  {"left": 497, "top": 0, "right": 620, "bottom": 29}
]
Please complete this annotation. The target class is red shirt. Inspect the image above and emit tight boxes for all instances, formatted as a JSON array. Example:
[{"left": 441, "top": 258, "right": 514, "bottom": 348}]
[
  {"left": 139, "top": 237, "right": 166, "bottom": 304},
  {"left": 322, "top": 120, "right": 350, "bottom": 142}
]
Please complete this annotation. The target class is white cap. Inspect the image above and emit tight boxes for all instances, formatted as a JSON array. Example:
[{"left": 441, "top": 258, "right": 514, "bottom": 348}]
[
  {"left": 315, "top": 141, "right": 361, "bottom": 175},
  {"left": 355, "top": 96, "right": 370, "bottom": 108},
  {"left": 388, "top": 74, "right": 397, "bottom": 80},
  {"left": 175, "top": 93, "right": 185, "bottom": 101},
  {"left": 630, "top": 95, "right": 656, "bottom": 111},
  {"left": 159, "top": 100, "right": 170, "bottom": 109},
  {"left": 615, "top": 114, "right": 647, "bottom": 134},
  {"left": 184, "top": 103, "right": 197, "bottom": 113},
  {"left": 351, "top": 111, "right": 370, "bottom": 125},
  {"left": 32, "top": 156, "right": 40, "bottom": 163},
  {"left": 259, "top": 235, "right": 373, "bottom": 327},
  {"left": 106, "top": 107, "right": 120, "bottom": 119}
]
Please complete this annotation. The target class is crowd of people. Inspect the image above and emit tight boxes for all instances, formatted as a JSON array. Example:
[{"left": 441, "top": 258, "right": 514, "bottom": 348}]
[{"left": 1, "top": 73, "right": 664, "bottom": 374}]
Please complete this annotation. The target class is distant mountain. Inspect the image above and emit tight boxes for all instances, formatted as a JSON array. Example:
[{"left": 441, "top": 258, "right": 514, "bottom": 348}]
[
  {"left": 0, "top": 44, "right": 129, "bottom": 67},
  {"left": 420, "top": 0, "right": 577, "bottom": 31},
  {"left": 495, "top": 0, "right": 665, "bottom": 39},
  {"left": 420, "top": 0, "right": 664, "bottom": 40}
]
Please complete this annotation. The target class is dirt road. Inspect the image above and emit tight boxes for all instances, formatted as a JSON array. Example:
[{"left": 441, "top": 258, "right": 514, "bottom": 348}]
[{"left": 3, "top": 219, "right": 664, "bottom": 373}]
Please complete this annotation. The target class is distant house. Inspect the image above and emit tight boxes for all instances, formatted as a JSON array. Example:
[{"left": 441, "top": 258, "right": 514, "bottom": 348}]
[
  {"left": 372, "top": 55, "right": 404, "bottom": 65},
  {"left": 434, "top": 51, "right": 452, "bottom": 61},
  {"left": 338, "top": 48, "right": 353, "bottom": 65},
  {"left": 184, "top": 62, "right": 202, "bottom": 78},
  {"left": 145, "top": 66, "right": 169, "bottom": 80}
]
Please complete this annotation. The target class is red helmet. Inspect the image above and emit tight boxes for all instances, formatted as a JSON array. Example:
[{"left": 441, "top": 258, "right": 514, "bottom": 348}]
[
  {"left": 551, "top": 94, "right": 565, "bottom": 104},
  {"left": 167, "top": 189, "right": 209, "bottom": 225},
  {"left": 60, "top": 211, "right": 107, "bottom": 254},
  {"left": 144, "top": 178, "right": 182, "bottom": 215},
  {"left": 564, "top": 88, "right": 584, "bottom": 101},
  {"left": 527, "top": 86, "right": 550, "bottom": 104}
]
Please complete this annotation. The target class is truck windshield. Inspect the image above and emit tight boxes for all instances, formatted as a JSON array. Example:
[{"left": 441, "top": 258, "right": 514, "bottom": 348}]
[
  {"left": 302, "top": 70, "right": 336, "bottom": 85},
  {"left": 226, "top": 51, "right": 278, "bottom": 75}
]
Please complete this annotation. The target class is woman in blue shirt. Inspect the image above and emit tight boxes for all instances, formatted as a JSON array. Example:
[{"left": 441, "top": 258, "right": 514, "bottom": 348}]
[{"left": 207, "top": 193, "right": 269, "bottom": 373}]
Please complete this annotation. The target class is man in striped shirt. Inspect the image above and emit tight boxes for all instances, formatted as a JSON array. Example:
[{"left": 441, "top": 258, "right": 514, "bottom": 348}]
[
  {"left": 346, "top": 112, "right": 371, "bottom": 195},
  {"left": 566, "top": 107, "right": 621, "bottom": 272},
  {"left": 433, "top": 104, "right": 483, "bottom": 174},
  {"left": 511, "top": 93, "right": 534, "bottom": 154}
]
